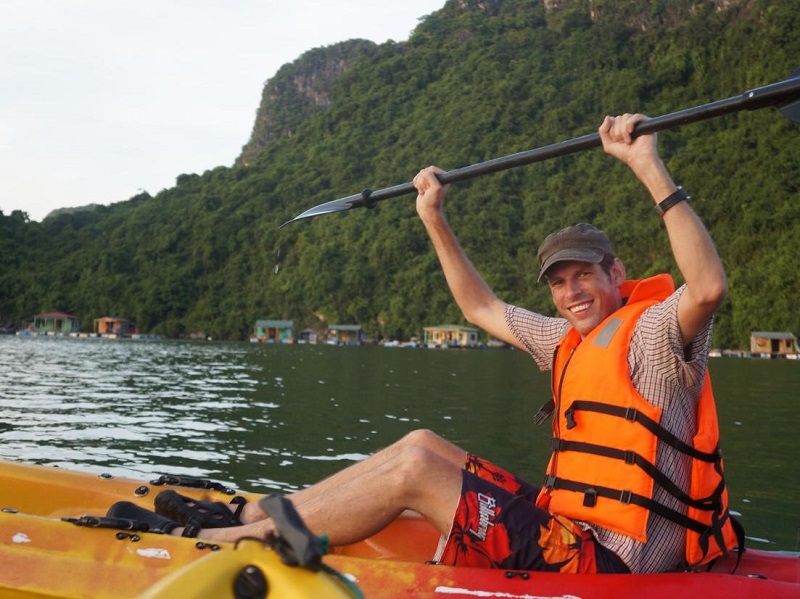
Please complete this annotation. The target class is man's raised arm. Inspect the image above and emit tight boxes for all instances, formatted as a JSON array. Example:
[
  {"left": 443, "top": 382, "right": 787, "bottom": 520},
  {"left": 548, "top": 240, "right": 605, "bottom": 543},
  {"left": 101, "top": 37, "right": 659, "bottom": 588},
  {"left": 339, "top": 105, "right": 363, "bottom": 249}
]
[
  {"left": 413, "top": 166, "right": 522, "bottom": 349},
  {"left": 598, "top": 113, "right": 727, "bottom": 348}
]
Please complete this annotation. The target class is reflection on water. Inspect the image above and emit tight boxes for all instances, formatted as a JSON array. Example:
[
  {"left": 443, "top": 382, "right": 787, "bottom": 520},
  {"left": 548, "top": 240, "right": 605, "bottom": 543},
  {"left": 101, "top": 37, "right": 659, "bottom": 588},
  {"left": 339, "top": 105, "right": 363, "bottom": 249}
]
[
  {"left": 0, "top": 335, "right": 797, "bottom": 551},
  {"left": 0, "top": 338, "right": 258, "bottom": 481}
]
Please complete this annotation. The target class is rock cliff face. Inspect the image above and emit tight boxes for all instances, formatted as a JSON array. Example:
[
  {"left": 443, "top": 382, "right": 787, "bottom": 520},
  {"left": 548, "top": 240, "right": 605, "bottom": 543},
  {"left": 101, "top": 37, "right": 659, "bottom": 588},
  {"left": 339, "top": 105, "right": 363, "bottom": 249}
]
[
  {"left": 237, "top": 39, "right": 376, "bottom": 166},
  {"left": 236, "top": 0, "right": 748, "bottom": 165}
]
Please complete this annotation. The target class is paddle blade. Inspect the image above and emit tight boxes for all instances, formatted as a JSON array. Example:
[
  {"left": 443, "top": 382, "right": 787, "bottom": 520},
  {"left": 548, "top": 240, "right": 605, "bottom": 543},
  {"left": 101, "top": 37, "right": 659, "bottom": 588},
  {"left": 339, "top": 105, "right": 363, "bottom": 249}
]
[
  {"left": 778, "top": 67, "right": 800, "bottom": 122},
  {"left": 779, "top": 98, "right": 800, "bottom": 122},
  {"left": 280, "top": 191, "right": 365, "bottom": 227}
]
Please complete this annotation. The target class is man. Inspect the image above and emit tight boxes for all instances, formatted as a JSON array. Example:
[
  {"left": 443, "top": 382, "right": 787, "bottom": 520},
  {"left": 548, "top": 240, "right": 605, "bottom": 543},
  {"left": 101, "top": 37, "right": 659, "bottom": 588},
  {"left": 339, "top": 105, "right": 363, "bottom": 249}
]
[
  {"left": 408, "top": 112, "right": 740, "bottom": 573},
  {"left": 111, "top": 113, "right": 740, "bottom": 574}
]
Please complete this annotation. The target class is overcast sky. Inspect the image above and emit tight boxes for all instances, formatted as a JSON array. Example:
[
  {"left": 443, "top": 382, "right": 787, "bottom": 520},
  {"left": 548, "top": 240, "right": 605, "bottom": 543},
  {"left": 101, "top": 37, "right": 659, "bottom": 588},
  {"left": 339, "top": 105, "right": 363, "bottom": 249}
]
[{"left": 0, "top": 1, "right": 445, "bottom": 221}]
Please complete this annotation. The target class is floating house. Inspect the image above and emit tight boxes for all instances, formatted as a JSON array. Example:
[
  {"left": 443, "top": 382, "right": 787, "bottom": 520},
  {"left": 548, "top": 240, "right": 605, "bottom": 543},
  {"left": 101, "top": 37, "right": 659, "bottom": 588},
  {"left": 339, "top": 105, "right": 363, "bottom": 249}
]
[
  {"left": 750, "top": 331, "right": 798, "bottom": 356},
  {"left": 252, "top": 319, "right": 294, "bottom": 344},
  {"left": 94, "top": 317, "right": 136, "bottom": 337},
  {"left": 32, "top": 312, "right": 81, "bottom": 335},
  {"left": 423, "top": 324, "right": 480, "bottom": 348},
  {"left": 298, "top": 328, "right": 318, "bottom": 344},
  {"left": 326, "top": 324, "right": 365, "bottom": 346}
]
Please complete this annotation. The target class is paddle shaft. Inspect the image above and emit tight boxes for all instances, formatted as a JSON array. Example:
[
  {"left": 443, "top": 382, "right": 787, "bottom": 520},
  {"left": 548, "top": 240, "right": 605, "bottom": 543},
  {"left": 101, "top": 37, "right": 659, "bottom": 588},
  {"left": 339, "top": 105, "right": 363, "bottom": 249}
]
[{"left": 285, "top": 71, "right": 800, "bottom": 224}]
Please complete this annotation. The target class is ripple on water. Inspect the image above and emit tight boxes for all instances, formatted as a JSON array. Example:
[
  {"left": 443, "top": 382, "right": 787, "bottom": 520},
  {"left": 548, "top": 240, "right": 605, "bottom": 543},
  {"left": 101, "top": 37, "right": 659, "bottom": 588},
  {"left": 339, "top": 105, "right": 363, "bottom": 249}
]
[{"left": 0, "top": 337, "right": 261, "bottom": 474}]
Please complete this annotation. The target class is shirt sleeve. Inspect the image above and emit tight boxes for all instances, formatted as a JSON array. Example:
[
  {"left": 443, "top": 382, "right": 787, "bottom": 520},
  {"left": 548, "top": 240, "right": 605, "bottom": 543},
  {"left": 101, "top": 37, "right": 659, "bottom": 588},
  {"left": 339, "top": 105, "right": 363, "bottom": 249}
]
[
  {"left": 630, "top": 284, "right": 712, "bottom": 402},
  {"left": 505, "top": 304, "right": 568, "bottom": 371}
]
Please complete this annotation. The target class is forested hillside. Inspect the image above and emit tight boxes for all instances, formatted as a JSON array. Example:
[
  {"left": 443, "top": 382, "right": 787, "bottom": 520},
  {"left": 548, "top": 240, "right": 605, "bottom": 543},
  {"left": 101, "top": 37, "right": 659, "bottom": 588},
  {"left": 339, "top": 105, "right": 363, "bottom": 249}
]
[{"left": 1, "top": 0, "right": 798, "bottom": 347}]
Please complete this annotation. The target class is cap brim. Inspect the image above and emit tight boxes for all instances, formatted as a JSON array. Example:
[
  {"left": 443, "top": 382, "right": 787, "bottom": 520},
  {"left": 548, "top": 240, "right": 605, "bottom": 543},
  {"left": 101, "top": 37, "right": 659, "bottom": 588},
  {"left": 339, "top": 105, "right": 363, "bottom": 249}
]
[{"left": 537, "top": 248, "right": 605, "bottom": 282}]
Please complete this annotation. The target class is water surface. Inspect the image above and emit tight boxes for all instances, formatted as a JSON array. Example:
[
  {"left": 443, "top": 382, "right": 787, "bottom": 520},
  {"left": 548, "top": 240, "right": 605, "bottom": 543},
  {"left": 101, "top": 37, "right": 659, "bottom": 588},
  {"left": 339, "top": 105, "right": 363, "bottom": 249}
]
[{"left": 0, "top": 336, "right": 797, "bottom": 551}]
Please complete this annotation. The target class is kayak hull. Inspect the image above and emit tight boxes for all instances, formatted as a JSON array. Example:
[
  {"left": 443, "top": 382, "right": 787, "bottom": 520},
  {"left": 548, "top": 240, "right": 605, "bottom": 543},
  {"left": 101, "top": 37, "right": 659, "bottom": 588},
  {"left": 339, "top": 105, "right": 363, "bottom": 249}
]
[{"left": 1, "top": 461, "right": 797, "bottom": 598}]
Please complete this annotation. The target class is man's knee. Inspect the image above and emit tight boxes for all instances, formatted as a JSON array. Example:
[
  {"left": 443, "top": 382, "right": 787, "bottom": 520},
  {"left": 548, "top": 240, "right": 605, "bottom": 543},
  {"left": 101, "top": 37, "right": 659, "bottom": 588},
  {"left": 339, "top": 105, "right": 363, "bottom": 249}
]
[
  {"left": 400, "top": 428, "right": 441, "bottom": 449},
  {"left": 390, "top": 445, "right": 453, "bottom": 484},
  {"left": 391, "top": 445, "right": 464, "bottom": 518}
]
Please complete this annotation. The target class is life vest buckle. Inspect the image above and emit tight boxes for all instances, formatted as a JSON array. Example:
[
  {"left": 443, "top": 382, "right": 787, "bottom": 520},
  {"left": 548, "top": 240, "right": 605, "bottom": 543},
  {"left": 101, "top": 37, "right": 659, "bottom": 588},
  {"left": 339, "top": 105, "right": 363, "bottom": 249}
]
[
  {"left": 624, "top": 450, "right": 636, "bottom": 465},
  {"left": 565, "top": 407, "right": 577, "bottom": 429},
  {"left": 543, "top": 474, "right": 557, "bottom": 489},
  {"left": 619, "top": 490, "right": 632, "bottom": 504},
  {"left": 624, "top": 407, "right": 638, "bottom": 422},
  {"left": 533, "top": 400, "right": 555, "bottom": 425},
  {"left": 582, "top": 488, "right": 598, "bottom": 507}
]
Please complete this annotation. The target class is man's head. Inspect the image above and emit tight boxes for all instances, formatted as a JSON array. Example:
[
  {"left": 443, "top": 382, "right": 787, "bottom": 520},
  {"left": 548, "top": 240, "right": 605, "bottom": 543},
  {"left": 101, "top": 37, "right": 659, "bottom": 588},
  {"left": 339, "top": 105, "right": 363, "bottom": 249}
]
[
  {"left": 537, "top": 223, "right": 615, "bottom": 283},
  {"left": 537, "top": 223, "right": 625, "bottom": 338}
]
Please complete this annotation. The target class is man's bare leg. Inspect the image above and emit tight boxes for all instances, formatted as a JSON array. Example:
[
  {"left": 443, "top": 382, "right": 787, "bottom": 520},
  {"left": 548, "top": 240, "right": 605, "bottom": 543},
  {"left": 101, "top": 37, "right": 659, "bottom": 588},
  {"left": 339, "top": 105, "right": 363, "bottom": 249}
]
[
  {"left": 237, "top": 429, "right": 466, "bottom": 524},
  {"left": 182, "top": 437, "right": 465, "bottom": 546}
]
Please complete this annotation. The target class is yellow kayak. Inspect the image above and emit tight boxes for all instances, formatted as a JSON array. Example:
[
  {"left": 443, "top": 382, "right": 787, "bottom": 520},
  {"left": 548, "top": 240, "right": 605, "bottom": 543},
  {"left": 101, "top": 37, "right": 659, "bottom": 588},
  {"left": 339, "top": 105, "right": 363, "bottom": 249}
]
[
  {"left": 2, "top": 460, "right": 798, "bottom": 598},
  {"left": 0, "top": 461, "right": 356, "bottom": 598}
]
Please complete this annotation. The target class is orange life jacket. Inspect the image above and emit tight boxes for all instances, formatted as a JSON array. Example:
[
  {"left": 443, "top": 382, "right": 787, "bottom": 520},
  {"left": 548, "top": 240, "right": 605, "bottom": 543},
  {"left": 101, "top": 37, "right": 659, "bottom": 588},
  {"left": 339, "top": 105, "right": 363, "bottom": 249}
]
[{"left": 534, "top": 274, "right": 742, "bottom": 568}]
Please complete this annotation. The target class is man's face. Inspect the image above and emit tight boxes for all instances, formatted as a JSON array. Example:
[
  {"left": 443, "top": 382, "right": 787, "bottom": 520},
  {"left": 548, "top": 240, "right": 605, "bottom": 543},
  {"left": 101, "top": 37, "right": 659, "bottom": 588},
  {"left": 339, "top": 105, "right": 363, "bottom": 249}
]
[{"left": 546, "top": 260, "right": 623, "bottom": 338}]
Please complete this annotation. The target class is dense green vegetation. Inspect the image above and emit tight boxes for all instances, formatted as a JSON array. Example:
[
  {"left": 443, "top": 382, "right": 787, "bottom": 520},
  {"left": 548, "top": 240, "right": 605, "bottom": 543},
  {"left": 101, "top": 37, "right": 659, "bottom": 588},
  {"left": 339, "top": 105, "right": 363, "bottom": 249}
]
[{"left": 1, "top": 0, "right": 798, "bottom": 347}]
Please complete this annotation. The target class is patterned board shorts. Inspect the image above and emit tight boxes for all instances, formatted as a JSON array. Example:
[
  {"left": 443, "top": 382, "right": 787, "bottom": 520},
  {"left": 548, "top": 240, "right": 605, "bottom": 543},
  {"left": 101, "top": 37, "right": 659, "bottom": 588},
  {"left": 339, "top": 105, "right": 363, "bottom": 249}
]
[{"left": 435, "top": 454, "right": 629, "bottom": 573}]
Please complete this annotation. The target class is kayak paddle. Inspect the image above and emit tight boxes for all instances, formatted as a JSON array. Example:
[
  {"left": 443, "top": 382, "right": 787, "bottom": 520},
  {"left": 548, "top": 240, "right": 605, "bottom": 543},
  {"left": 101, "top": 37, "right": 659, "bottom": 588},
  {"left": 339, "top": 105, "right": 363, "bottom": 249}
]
[{"left": 282, "top": 68, "right": 800, "bottom": 227}]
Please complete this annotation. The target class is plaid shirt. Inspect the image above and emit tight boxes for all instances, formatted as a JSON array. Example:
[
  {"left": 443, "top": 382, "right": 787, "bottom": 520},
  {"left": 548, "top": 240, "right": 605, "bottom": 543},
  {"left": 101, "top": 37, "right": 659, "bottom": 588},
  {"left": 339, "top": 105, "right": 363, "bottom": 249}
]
[{"left": 506, "top": 284, "right": 714, "bottom": 573}]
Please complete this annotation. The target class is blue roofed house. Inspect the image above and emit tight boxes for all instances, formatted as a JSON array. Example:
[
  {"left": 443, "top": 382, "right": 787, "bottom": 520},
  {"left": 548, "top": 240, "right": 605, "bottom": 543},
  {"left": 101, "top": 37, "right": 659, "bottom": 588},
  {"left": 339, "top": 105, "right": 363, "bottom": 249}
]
[
  {"left": 32, "top": 312, "right": 82, "bottom": 335},
  {"left": 423, "top": 324, "right": 480, "bottom": 348},
  {"left": 252, "top": 320, "right": 294, "bottom": 344},
  {"left": 326, "top": 324, "right": 366, "bottom": 346},
  {"left": 750, "top": 331, "right": 798, "bottom": 357}
]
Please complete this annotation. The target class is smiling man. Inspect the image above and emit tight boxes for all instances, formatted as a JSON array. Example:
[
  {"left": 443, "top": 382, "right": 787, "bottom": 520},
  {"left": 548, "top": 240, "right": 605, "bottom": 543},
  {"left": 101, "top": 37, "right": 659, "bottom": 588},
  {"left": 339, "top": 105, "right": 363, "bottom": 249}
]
[
  {"left": 536, "top": 223, "right": 625, "bottom": 338},
  {"left": 410, "top": 112, "right": 743, "bottom": 574}
]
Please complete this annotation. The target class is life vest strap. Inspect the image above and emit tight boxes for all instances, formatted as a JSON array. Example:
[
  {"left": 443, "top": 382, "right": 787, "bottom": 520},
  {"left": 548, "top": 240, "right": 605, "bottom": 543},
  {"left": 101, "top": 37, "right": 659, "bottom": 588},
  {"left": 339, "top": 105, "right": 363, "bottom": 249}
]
[
  {"left": 544, "top": 474, "right": 745, "bottom": 569},
  {"left": 567, "top": 400, "right": 720, "bottom": 463},
  {"left": 533, "top": 399, "right": 555, "bottom": 425},
  {"left": 550, "top": 439, "right": 725, "bottom": 512},
  {"left": 542, "top": 475, "right": 718, "bottom": 536},
  {"left": 687, "top": 512, "right": 747, "bottom": 572}
]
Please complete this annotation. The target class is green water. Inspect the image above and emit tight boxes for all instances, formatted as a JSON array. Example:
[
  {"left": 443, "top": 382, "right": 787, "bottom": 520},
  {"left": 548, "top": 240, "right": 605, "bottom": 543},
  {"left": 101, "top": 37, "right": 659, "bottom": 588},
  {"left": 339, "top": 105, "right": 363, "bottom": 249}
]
[{"left": 0, "top": 337, "right": 797, "bottom": 551}]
